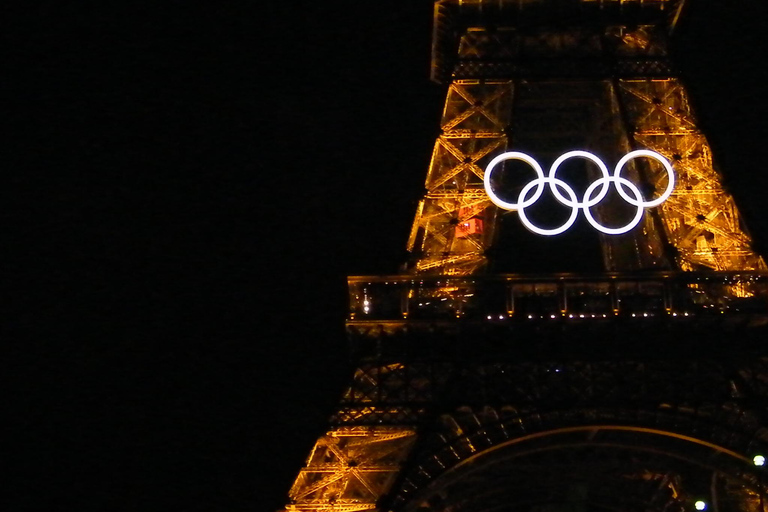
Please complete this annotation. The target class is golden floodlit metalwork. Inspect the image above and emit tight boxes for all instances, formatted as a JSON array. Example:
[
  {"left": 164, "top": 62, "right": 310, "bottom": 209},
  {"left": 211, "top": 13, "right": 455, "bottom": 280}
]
[
  {"left": 280, "top": 2, "right": 768, "bottom": 512},
  {"left": 284, "top": 427, "right": 416, "bottom": 512}
]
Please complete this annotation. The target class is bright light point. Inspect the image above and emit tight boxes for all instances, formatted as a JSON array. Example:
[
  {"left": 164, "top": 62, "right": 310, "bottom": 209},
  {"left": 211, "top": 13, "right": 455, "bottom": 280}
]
[
  {"left": 487, "top": 315, "right": 492, "bottom": 320},
  {"left": 643, "top": 313, "right": 648, "bottom": 317},
  {"left": 363, "top": 306, "right": 370, "bottom": 313},
  {"left": 498, "top": 315, "right": 504, "bottom": 320},
  {"left": 754, "top": 455, "right": 766, "bottom": 466},
  {"left": 695, "top": 501, "right": 707, "bottom": 511},
  {"left": 551, "top": 314, "right": 556, "bottom": 319},
  {"left": 528, "top": 314, "right": 533, "bottom": 319},
  {"left": 363, "top": 300, "right": 369, "bottom": 306}
]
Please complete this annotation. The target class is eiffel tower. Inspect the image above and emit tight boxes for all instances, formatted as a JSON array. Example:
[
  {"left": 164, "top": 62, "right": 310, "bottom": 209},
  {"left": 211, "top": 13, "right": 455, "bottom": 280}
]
[{"left": 280, "top": 2, "right": 768, "bottom": 512}]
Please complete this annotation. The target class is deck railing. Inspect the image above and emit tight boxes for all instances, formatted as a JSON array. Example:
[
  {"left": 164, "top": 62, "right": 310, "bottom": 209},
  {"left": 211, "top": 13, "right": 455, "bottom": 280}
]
[{"left": 348, "top": 272, "right": 768, "bottom": 322}]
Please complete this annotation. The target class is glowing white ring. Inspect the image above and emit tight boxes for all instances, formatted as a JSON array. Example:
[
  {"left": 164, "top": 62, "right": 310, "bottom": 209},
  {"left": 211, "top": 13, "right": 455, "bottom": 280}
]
[
  {"left": 549, "top": 151, "right": 611, "bottom": 208},
  {"left": 614, "top": 149, "right": 675, "bottom": 208},
  {"left": 483, "top": 149, "right": 675, "bottom": 236},
  {"left": 484, "top": 152, "right": 545, "bottom": 211},
  {"left": 582, "top": 176, "right": 645, "bottom": 235},
  {"left": 518, "top": 177, "right": 580, "bottom": 236}
]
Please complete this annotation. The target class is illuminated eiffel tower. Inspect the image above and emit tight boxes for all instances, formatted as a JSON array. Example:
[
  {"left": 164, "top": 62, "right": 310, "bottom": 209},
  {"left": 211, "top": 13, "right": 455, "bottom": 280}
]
[{"left": 280, "top": 2, "right": 768, "bottom": 512}]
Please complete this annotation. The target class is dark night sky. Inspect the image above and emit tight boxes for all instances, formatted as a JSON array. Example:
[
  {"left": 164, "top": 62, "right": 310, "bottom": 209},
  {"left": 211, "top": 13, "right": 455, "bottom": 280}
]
[{"left": 8, "top": 2, "right": 768, "bottom": 511}]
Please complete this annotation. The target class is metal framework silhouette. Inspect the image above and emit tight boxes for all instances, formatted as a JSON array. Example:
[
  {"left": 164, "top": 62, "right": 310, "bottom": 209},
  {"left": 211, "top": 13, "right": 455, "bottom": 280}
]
[{"left": 280, "top": 2, "right": 768, "bottom": 512}]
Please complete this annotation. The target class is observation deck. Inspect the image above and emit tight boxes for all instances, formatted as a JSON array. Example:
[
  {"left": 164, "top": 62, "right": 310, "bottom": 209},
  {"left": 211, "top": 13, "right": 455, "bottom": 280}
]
[
  {"left": 347, "top": 272, "right": 768, "bottom": 360},
  {"left": 431, "top": 0, "right": 686, "bottom": 82}
]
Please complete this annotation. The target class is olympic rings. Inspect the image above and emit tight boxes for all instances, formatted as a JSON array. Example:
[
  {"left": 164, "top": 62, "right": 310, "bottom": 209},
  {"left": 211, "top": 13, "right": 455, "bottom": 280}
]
[{"left": 483, "top": 150, "right": 675, "bottom": 236}]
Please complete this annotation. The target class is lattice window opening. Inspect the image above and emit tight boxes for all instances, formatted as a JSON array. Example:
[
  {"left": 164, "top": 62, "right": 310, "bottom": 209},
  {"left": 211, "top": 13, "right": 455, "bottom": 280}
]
[
  {"left": 453, "top": 60, "right": 520, "bottom": 80},
  {"left": 441, "top": 81, "right": 512, "bottom": 134},
  {"left": 413, "top": 252, "right": 487, "bottom": 275},
  {"left": 341, "top": 365, "right": 433, "bottom": 410},
  {"left": 412, "top": 200, "right": 451, "bottom": 235},
  {"left": 520, "top": 29, "right": 603, "bottom": 58},
  {"left": 619, "top": 80, "right": 696, "bottom": 131},
  {"left": 332, "top": 407, "right": 424, "bottom": 426},
  {"left": 614, "top": 60, "right": 675, "bottom": 77},
  {"left": 288, "top": 429, "right": 416, "bottom": 505},
  {"left": 397, "top": 422, "right": 759, "bottom": 506},
  {"left": 630, "top": 102, "right": 695, "bottom": 135},
  {"left": 616, "top": 84, "right": 764, "bottom": 270},
  {"left": 634, "top": 135, "right": 717, "bottom": 183},
  {"left": 458, "top": 28, "right": 518, "bottom": 60},
  {"left": 473, "top": 363, "right": 741, "bottom": 407},
  {"left": 430, "top": 411, "right": 760, "bottom": 466},
  {"left": 426, "top": 84, "right": 510, "bottom": 196},
  {"left": 425, "top": 159, "right": 478, "bottom": 192},
  {"left": 418, "top": 215, "right": 489, "bottom": 254},
  {"left": 609, "top": 25, "right": 670, "bottom": 57},
  {"left": 666, "top": 208, "right": 754, "bottom": 256},
  {"left": 343, "top": 368, "right": 384, "bottom": 404},
  {"left": 453, "top": 258, "right": 488, "bottom": 276},
  {"left": 425, "top": 138, "right": 507, "bottom": 192},
  {"left": 620, "top": 79, "right": 691, "bottom": 112},
  {"left": 342, "top": 367, "right": 436, "bottom": 407},
  {"left": 419, "top": 195, "right": 485, "bottom": 221},
  {"left": 580, "top": 0, "right": 676, "bottom": 9},
  {"left": 419, "top": 213, "right": 456, "bottom": 249},
  {"left": 410, "top": 78, "right": 511, "bottom": 277}
]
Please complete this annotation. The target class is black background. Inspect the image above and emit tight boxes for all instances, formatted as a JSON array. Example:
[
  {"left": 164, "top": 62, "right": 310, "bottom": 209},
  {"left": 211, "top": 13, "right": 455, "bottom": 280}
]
[{"left": 8, "top": 2, "right": 768, "bottom": 510}]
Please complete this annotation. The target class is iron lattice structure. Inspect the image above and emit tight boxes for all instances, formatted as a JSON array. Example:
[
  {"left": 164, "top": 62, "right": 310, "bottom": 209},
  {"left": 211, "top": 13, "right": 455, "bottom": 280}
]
[{"left": 280, "top": 2, "right": 768, "bottom": 512}]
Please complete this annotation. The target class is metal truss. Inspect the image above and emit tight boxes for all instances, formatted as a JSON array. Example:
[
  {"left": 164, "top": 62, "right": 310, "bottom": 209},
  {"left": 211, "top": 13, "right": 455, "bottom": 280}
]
[
  {"left": 283, "top": 427, "right": 416, "bottom": 512},
  {"left": 408, "top": 22, "right": 767, "bottom": 273},
  {"left": 430, "top": 1, "right": 686, "bottom": 82},
  {"left": 380, "top": 359, "right": 768, "bottom": 511},
  {"left": 284, "top": 355, "right": 768, "bottom": 512},
  {"left": 407, "top": 79, "right": 511, "bottom": 275},
  {"left": 615, "top": 78, "right": 766, "bottom": 271},
  {"left": 331, "top": 363, "right": 450, "bottom": 426},
  {"left": 281, "top": 4, "right": 768, "bottom": 512},
  {"left": 394, "top": 438, "right": 749, "bottom": 512}
]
